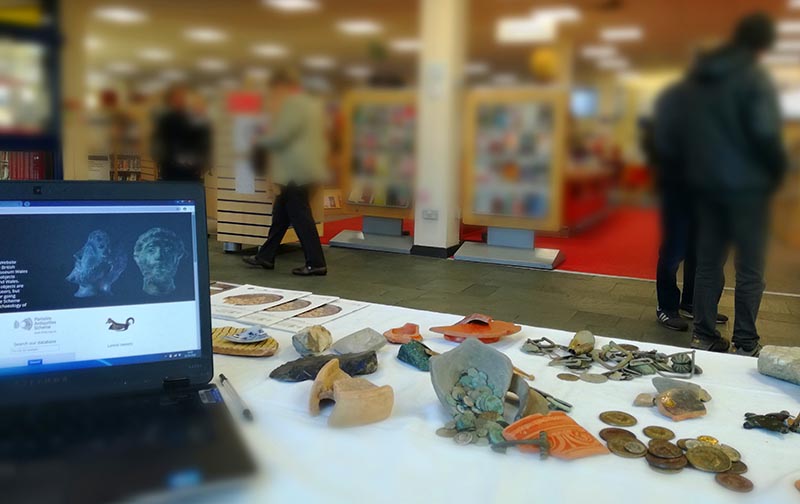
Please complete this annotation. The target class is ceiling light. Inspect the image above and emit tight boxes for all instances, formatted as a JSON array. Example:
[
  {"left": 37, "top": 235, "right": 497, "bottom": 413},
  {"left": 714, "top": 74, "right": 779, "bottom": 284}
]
[
  {"left": 581, "top": 44, "right": 617, "bottom": 59},
  {"left": 779, "top": 20, "right": 800, "bottom": 34},
  {"left": 263, "top": 0, "right": 319, "bottom": 12},
  {"left": 246, "top": 67, "right": 271, "bottom": 81},
  {"left": 532, "top": 6, "right": 581, "bottom": 24},
  {"left": 197, "top": 58, "right": 228, "bottom": 72},
  {"left": 345, "top": 65, "right": 371, "bottom": 79},
  {"left": 94, "top": 6, "right": 147, "bottom": 24},
  {"left": 337, "top": 19, "right": 383, "bottom": 35},
  {"left": 601, "top": 26, "right": 643, "bottom": 42},
  {"left": 160, "top": 69, "right": 187, "bottom": 81},
  {"left": 107, "top": 62, "right": 138, "bottom": 74},
  {"left": 492, "top": 73, "right": 518, "bottom": 85},
  {"left": 139, "top": 48, "right": 173, "bottom": 62},
  {"left": 776, "top": 39, "right": 800, "bottom": 52},
  {"left": 303, "top": 55, "right": 336, "bottom": 70},
  {"left": 85, "top": 36, "right": 101, "bottom": 51},
  {"left": 497, "top": 16, "right": 556, "bottom": 44},
  {"left": 596, "top": 58, "right": 630, "bottom": 70},
  {"left": 390, "top": 38, "right": 421, "bottom": 53},
  {"left": 86, "top": 71, "right": 108, "bottom": 87},
  {"left": 252, "top": 43, "right": 289, "bottom": 58},
  {"left": 763, "top": 52, "right": 800, "bottom": 65},
  {"left": 185, "top": 27, "right": 227, "bottom": 43},
  {"left": 465, "top": 62, "right": 490, "bottom": 76},
  {"left": 219, "top": 78, "right": 240, "bottom": 90},
  {"left": 617, "top": 71, "right": 641, "bottom": 83}
]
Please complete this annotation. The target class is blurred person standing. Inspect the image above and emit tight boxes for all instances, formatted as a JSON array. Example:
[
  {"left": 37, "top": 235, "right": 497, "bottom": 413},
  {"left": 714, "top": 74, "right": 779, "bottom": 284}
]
[
  {"left": 669, "top": 13, "right": 787, "bottom": 354},
  {"left": 151, "top": 85, "right": 210, "bottom": 182},
  {"left": 242, "top": 68, "right": 327, "bottom": 276}
]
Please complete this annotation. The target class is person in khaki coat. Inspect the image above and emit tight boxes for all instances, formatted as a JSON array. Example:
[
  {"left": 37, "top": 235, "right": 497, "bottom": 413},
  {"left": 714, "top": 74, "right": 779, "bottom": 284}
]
[{"left": 243, "top": 68, "right": 328, "bottom": 276}]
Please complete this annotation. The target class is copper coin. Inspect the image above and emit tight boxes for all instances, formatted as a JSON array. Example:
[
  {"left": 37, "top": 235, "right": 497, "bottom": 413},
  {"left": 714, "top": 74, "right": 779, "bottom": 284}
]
[
  {"left": 624, "top": 440, "right": 648, "bottom": 456},
  {"left": 686, "top": 446, "right": 732, "bottom": 473},
  {"left": 648, "top": 440, "right": 684, "bottom": 459},
  {"left": 715, "top": 473, "right": 754, "bottom": 493},
  {"left": 557, "top": 373, "right": 580, "bottom": 382},
  {"left": 728, "top": 461, "right": 748, "bottom": 474},
  {"left": 608, "top": 436, "right": 646, "bottom": 459},
  {"left": 599, "top": 428, "right": 636, "bottom": 442},
  {"left": 718, "top": 444, "right": 741, "bottom": 463},
  {"left": 646, "top": 452, "right": 688, "bottom": 471},
  {"left": 599, "top": 411, "right": 637, "bottom": 427},
  {"left": 643, "top": 426, "right": 675, "bottom": 441},
  {"left": 650, "top": 466, "right": 683, "bottom": 475},
  {"left": 676, "top": 438, "right": 692, "bottom": 451}
]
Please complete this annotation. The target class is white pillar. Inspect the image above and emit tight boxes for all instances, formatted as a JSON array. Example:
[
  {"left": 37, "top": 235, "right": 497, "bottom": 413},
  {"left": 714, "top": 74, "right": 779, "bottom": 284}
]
[
  {"left": 60, "top": 0, "right": 89, "bottom": 180},
  {"left": 412, "top": 0, "right": 467, "bottom": 256}
]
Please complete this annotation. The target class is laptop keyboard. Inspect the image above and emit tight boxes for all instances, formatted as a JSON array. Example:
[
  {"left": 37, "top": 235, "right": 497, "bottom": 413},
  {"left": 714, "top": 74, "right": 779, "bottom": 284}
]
[{"left": 0, "top": 390, "right": 216, "bottom": 463}]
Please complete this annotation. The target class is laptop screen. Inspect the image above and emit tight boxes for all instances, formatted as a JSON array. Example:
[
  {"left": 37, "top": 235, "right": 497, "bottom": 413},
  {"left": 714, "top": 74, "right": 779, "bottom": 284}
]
[{"left": 0, "top": 199, "right": 202, "bottom": 376}]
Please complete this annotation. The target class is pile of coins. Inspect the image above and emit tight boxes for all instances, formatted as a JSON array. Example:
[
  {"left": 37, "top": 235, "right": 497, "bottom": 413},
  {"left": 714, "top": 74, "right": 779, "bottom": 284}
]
[
  {"left": 436, "top": 368, "right": 508, "bottom": 446},
  {"left": 523, "top": 338, "right": 699, "bottom": 381},
  {"left": 599, "top": 411, "right": 754, "bottom": 493}
]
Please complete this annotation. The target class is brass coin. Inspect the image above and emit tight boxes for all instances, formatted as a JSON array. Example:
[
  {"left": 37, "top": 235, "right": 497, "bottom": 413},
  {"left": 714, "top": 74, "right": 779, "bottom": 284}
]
[
  {"left": 436, "top": 427, "right": 457, "bottom": 438},
  {"left": 608, "top": 436, "right": 646, "bottom": 459},
  {"left": 728, "top": 461, "right": 748, "bottom": 474},
  {"left": 599, "top": 411, "right": 637, "bottom": 427},
  {"left": 649, "top": 466, "right": 683, "bottom": 475},
  {"left": 643, "top": 426, "right": 675, "bottom": 441},
  {"left": 718, "top": 444, "right": 741, "bottom": 463},
  {"left": 676, "top": 438, "right": 691, "bottom": 451},
  {"left": 648, "top": 440, "right": 683, "bottom": 459},
  {"left": 715, "top": 473, "right": 754, "bottom": 493},
  {"left": 579, "top": 373, "right": 608, "bottom": 384},
  {"left": 684, "top": 439, "right": 703, "bottom": 450},
  {"left": 686, "top": 446, "right": 732, "bottom": 473},
  {"left": 624, "top": 440, "right": 648, "bottom": 456},
  {"left": 599, "top": 428, "right": 636, "bottom": 442},
  {"left": 697, "top": 435, "right": 719, "bottom": 445},
  {"left": 646, "top": 452, "right": 688, "bottom": 471},
  {"left": 557, "top": 373, "right": 580, "bottom": 382}
]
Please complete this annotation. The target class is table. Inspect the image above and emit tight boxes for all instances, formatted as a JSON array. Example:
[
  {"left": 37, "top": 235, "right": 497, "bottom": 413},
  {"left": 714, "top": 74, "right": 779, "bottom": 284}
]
[{"left": 196, "top": 300, "right": 799, "bottom": 504}]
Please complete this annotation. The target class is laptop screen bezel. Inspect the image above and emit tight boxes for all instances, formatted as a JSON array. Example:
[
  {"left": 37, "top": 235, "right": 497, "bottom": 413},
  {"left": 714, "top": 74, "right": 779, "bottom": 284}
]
[{"left": 0, "top": 181, "right": 213, "bottom": 404}]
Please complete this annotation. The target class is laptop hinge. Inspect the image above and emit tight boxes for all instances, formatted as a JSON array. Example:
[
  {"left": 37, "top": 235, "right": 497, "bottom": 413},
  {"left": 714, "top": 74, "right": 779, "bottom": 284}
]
[{"left": 162, "top": 377, "right": 191, "bottom": 391}]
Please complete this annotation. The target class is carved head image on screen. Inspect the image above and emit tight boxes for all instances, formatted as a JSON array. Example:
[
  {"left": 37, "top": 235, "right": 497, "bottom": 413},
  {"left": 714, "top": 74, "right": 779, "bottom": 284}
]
[
  {"left": 133, "top": 228, "right": 186, "bottom": 296},
  {"left": 66, "top": 230, "right": 127, "bottom": 298}
]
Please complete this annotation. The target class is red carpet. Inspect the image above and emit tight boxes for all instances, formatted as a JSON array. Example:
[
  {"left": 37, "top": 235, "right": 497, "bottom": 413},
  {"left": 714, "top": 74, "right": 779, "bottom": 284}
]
[{"left": 322, "top": 208, "right": 660, "bottom": 280}]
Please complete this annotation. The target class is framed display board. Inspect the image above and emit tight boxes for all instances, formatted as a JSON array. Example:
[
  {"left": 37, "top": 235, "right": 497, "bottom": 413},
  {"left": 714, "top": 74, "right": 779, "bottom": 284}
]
[
  {"left": 341, "top": 90, "right": 416, "bottom": 220},
  {"left": 462, "top": 88, "right": 568, "bottom": 232}
]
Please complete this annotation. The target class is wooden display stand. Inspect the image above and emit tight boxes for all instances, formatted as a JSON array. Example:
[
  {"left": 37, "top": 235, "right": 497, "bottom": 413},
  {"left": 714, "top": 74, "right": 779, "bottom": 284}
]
[
  {"left": 454, "top": 87, "right": 568, "bottom": 270},
  {"left": 214, "top": 91, "right": 323, "bottom": 251},
  {"left": 329, "top": 89, "right": 416, "bottom": 254}
]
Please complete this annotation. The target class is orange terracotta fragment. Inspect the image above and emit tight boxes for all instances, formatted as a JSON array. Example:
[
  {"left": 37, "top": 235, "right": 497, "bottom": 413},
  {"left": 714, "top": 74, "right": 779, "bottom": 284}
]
[
  {"left": 430, "top": 314, "right": 521, "bottom": 344},
  {"left": 308, "top": 359, "right": 394, "bottom": 427},
  {"left": 383, "top": 323, "right": 423, "bottom": 344},
  {"left": 502, "top": 412, "right": 609, "bottom": 460}
]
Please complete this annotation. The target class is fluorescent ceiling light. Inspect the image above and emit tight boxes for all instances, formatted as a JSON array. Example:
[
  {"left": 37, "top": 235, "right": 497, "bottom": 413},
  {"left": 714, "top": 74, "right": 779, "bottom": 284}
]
[
  {"left": 252, "top": 43, "right": 289, "bottom": 58},
  {"left": 337, "top": 19, "right": 383, "bottom": 35},
  {"left": 185, "top": 27, "right": 227, "bottom": 43},
  {"left": 533, "top": 6, "right": 581, "bottom": 23},
  {"left": 107, "top": 62, "right": 138, "bottom": 74},
  {"left": 465, "top": 62, "right": 490, "bottom": 76},
  {"left": 581, "top": 44, "right": 617, "bottom": 59},
  {"left": 345, "top": 65, "right": 371, "bottom": 79},
  {"left": 197, "top": 58, "right": 228, "bottom": 72},
  {"left": 390, "top": 38, "right": 421, "bottom": 53},
  {"left": 246, "top": 67, "right": 271, "bottom": 81},
  {"left": 763, "top": 52, "right": 800, "bottom": 65},
  {"left": 139, "top": 48, "right": 173, "bottom": 62},
  {"left": 85, "top": 36, "right": 101, "bottom": 51},
  {"left": 497, "top": 16, "right": 556, "bottom": 44},
  {"left": 303, "top": 55, "right": 336, "bottom": 70},
  {"left": 596, "top": 58, "right": 630, "bottom": 70},
  {"left": 160, "top": 69, "right": 186, "bottom": 81},
  {"left": 601, "top": 26, "right": 643, "bottom": 42},
  {"left": 94, "top": 6, "right": 147, "bottom": 24},
  {"left": 263, "top": 0, "right": 319, "bottom": 12}
]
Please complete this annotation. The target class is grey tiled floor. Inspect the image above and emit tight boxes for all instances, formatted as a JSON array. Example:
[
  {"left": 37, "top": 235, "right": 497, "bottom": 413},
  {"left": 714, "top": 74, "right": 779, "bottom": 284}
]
[{"left": 209, "top": 242, "right": 800, "bottom": 349}]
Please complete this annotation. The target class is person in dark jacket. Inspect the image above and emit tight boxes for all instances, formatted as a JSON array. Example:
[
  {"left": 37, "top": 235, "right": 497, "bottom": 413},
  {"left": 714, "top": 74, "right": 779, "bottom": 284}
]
[
  {"left": 151, "top": 85, "right": 211, "bottom": 182},
  {"left": 662, "top": 13, "right": 787, "bottom": 354}
]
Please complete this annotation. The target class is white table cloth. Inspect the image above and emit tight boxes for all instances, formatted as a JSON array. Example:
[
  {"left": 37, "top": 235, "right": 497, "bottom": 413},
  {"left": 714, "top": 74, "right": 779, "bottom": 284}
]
[{"left": 190, "top": 300, "right": 799, "bottom": 504}]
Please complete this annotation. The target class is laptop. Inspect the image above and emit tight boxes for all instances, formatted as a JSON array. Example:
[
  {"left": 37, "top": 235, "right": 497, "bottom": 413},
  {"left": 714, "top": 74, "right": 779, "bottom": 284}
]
[{"left": 0, "top": 181, "right": 255, "bottom": 503}]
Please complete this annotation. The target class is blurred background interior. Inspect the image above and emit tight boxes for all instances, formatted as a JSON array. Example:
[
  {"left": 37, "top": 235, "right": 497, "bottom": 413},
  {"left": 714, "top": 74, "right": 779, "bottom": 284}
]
[{"left": 0, "top": 0, "right": 798, "bottom": 343}]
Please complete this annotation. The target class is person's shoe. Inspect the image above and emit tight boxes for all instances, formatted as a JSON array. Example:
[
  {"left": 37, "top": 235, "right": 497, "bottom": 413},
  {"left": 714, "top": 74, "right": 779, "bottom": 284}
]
[
  {"left": 690, "top": 332, "right": 730, "bottom": 353},
  {"left": 734, "top": 343, "right": 762, "bottom": 357},
  {"left": 679, "top": 304, "right": 729, "bottom": 324},
  {"left": 292, "top": 265, "right": 327, "bottom": 277},
  {"left": 657, "top": 309, "right": 689, "bottom": 332},
  {"left": 242, "top": 255, "right": 275, "bottom": 270}
]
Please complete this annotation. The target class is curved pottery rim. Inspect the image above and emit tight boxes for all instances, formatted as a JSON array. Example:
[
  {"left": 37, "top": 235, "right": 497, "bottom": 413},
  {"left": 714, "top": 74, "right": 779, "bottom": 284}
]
[{"left": 429, "top": 339, "right": 514, "bottom": 416}]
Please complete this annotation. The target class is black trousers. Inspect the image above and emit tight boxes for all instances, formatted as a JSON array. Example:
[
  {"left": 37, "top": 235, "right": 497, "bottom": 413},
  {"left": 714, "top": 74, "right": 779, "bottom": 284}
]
[
  {"left": 693, "top": 192, "right": 769, "bottom": 348},
  {"left": 257, "top": 184, "right": 326, "bottom": 268},
  {"left": 656, "top": 185, "right": 696, "bottom": 313}
]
